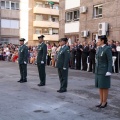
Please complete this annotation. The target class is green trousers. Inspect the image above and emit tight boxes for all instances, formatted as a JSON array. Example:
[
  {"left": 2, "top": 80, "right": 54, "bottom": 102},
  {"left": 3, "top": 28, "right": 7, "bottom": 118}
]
[
  {"left": 37, "top": 64, "right": 46, "bottom": 85},
  {"left": 19, "top": 64, "right": 27, "bottom": 80},
  {"left": 58, "top": 68, "right": 68, "bottom": 91}
]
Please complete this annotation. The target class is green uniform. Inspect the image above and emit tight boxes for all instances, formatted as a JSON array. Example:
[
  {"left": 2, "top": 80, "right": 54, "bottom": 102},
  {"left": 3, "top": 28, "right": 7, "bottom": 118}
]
[
  {"left": 56, "top": 45, "right": 70, "bottom": 91},
  {"left": 95, "top": 45, "right": 112, "bottom": 88},
  {"left": 18, "top": 44, "right": 28, "bottom": 81},
  {"left": 37, "top": 42, "right": 47, "bottom": 85}
]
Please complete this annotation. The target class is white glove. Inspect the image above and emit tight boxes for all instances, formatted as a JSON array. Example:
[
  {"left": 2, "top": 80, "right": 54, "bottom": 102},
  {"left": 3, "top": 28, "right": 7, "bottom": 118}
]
[
  {"left": 105, "top": 72, "right": 112, "bottom": 76},
  {"left": 63, "top": 68, "right": 67, "bottom": 70},
  {"left": 24, "top": 61, "right": 27, "bottom": 64},
  {"left": 41, "top": 61, "right": 44, "bottom": 64}
]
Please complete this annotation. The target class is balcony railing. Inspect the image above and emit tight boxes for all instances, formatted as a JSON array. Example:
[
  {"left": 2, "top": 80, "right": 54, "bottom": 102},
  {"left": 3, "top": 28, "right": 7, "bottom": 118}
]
[
  {"left": 41, "top": 0, "right": 59, "bottom": 3},
  {"left": 33, "top": 6, "right": 59, "bottom": 16},
  {"left": 33, "top": 21, "right": 59, "bottom": 28},
  {"left": 33, "top": 34, "right": 59, "bottom": 41}
]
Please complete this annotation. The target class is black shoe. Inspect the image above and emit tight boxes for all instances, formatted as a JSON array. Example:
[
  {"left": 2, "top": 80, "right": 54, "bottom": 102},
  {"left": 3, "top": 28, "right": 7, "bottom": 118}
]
[
  {"left": 20, "top": 80, "right": 27, "bottom": 83},
  {"left": 17, "top": 79, "right": 23, "bottom": 82},
  {"left": 58, "top": 90, "right": 67, "bottom": 93},
  {"left": 96, "top": 103, "right": 102, "bottom": 108},
  {"left": 88, "top": 70, "right": 92, "bottom": 72},
  {"left": 57, "top": 89, "right": 61, "bottom": 92},
  {"left": 38, "top": 84, "right": 45, "bottom": 86},
  {"left": 100, "top": 102, "right": 107, "bottom": 108}
]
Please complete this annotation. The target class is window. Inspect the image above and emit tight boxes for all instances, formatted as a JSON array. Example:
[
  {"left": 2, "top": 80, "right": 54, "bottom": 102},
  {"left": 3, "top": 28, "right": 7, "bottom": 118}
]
[
  {"left": 74, "top": 10, "right": 79, "bottom": 20},
  {"left": 6, "top": 1, "right": 10, "bottom": 9},
  {"left": 35, "top": 2, "right": 43, "bottom": 7},
  {"left": 94, "top": 5, "right": 102, "bottom": 18},
  {"left": 53, "top": 4, "right": 59, "bottom": 10},
  {"left": 0, "top": 1, "right": 20, "bottom": 10},
  {"left": 35, "top": 29, "right": 42, "bottom": 34},
  {"left": 11, "top": 2, "right": 15, "bottom": 10},
  {"left": 1, "top": 1, "right": 5, "bottom": 9},
  {"left": 1, "top": 38, "right": 9, "bottom": 44},
  {"left": 35, "top": 15, "right": 42, "bottom": 21},
  {"left": 43, "top": 28, "right": 49, "bottom": 35},
  {"left": 16, "top": 2, "right": 19, "bottom": 10},
  {"left": 66, "top": 12, "right": 73, "bottom": 22},
  {"left": 52, "top": 17, "right": 59, "bottom": 22},
  {"left": 66, "top": 9, "right": 79, "bottom": 22},
  {"left": 52, "top": 29, "right": 59, "bottom": 34},
  {"left": 1, "top": 19, "right": 19, "bottom": 29}
]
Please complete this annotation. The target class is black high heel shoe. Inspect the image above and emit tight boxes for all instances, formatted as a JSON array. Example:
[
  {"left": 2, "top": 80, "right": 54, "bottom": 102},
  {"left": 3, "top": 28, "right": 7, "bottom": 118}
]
[
  {"left": 100, "top": 102, "right": 107, "bottom": 108},
  {"left": 96, "top": 103, "right": 102, "bottom": 107}
]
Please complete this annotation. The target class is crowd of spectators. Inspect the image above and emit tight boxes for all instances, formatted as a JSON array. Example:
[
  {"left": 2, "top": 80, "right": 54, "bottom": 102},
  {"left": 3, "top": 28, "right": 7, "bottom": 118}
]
[{"left": 0, "top": 39, "right": 120, "bottom": 73}]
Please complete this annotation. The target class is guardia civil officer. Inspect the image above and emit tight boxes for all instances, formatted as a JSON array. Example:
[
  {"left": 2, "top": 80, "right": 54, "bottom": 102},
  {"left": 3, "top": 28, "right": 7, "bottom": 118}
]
[
  {"left": 95, "top": 35, "right": 112, "bottom": 108},
  {"left": 37, "top": 35, "right": 47, "bottom": 86},
  {"left": 56, "top": 38, "right": 70, "bottom": 93},
  {"left": 18, "top": 38, "right": 28, "bottom": 83}
]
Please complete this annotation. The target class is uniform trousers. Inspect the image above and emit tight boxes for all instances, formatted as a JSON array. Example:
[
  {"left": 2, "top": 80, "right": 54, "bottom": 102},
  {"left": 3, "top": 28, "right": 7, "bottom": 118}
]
[
  {"left": 58, "top": 68, "right": 68, "bottom": 91},
  {"left": 19, "top": 64, "right": 27, "bottom": 80},
  {"left": 37, "top": 63, "right": 46, "bottom": 85}
]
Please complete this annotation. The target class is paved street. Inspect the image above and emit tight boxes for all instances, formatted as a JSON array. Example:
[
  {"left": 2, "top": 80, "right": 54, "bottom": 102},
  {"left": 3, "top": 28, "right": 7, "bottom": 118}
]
[{"left": 0, "top": 61, "right": 120, "bottom": 120}]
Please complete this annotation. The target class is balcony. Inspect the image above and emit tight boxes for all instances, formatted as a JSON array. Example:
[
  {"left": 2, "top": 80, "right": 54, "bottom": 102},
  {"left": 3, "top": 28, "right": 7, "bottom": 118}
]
[
  {"left": 42, "top": 0, "right": 59, "bottom": 3},
  {"left": 1, "top": 28, "right": 19, "bottom": 36},
  {"left": 33, "top": 21, "right": 59, "bottom": 28},
  {"left": 33, "top": 34, "right": 59, "bottom": 41},
  {"left": 1, "top": 9, "right": 19, "bottom": 19},
  {"left": 33, "top": 7, "right": 59, "bottom": 16}
]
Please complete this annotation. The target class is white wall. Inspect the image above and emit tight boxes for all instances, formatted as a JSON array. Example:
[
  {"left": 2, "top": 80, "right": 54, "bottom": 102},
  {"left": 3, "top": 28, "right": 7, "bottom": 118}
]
[
  {"left": 65, "top": 0, "right": 80, "bottom": 10},
  {"left": 65, "top": 21, "right": 79, "bottom": 33},
  {"left": 20, "top": 0, "right": 29, "bottom": 42}
]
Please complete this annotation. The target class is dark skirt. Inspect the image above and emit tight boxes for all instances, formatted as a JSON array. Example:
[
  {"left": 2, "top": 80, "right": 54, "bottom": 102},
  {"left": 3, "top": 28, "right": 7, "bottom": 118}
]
[{"left": 95, "top": 74, "right": 111, "bottom": 88}]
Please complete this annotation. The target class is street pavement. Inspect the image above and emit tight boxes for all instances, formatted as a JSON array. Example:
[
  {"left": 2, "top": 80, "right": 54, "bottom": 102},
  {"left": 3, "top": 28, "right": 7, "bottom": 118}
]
[{"left": 0, "top": 61, "right": 120, "bottom": 120}]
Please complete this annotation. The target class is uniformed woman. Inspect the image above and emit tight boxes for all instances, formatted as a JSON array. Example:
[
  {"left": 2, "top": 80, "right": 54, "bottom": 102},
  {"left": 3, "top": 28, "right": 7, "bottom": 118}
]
[{"left": 95, "top": 35, "right": 112, "bottom": 108}]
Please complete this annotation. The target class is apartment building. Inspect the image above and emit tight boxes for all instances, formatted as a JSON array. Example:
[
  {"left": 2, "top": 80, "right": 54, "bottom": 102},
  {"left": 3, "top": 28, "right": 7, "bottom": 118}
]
[
  {"left": 80, "top": 0, "right": 120, "bottom": 42},
  {"left": 0, "top": 0, "right": 20, "bottom": 44},
  {"left": 60, "top": 0, "right": 120, "bottom": 43},
  {"left": 59, "top": 0, "right": 80, "bottom": 44},
  {"left": 28, "top": 0, "right": 59, "bottom": 45}
]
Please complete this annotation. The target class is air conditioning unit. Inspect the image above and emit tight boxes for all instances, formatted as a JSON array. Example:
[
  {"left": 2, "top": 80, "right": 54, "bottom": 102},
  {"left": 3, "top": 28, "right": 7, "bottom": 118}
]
[
  {"left": 81, "top": 31, "right": 89, "bottom": 38},
  {"left": 98, "top": 22, "right": 109, "bottom": 36},
  {"left": 80, "top": 6, "right": 87, "bottom": 13}
]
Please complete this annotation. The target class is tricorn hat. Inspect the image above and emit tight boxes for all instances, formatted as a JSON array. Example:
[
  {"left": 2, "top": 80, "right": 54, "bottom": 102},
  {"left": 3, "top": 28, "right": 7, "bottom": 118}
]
[
  {"left": 38, "top": 35, "right": 45, "bottom": 39},
  {"left": 19, "top": 38, "right": 25, "bottom": 41},
  {"left": 59, "top": 38, "right": 68, "bottom": 42},
  {"left": 98, "top": 35, "right": 108, "bottom": 41}
]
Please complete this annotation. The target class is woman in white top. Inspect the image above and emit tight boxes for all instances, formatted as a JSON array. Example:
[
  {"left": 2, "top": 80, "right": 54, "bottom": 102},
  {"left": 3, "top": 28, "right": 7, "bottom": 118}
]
[{"left": 51, "top": 43, "right": 57, "bottom": 67}]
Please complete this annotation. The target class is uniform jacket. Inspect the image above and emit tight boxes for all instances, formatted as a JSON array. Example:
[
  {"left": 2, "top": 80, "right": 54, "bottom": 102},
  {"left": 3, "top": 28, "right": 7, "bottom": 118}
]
[
  {"left": 37, "top": 43, "right": 47, "bottom": 64},
  {"left": 56, "top": 45, "right": 70, "bottom": 69},
  {"left": 18, "top": 45, "right": 28, "bottom": 64},
  {"left": 95, "top": 45, "right": 112, "bottom": 75}
]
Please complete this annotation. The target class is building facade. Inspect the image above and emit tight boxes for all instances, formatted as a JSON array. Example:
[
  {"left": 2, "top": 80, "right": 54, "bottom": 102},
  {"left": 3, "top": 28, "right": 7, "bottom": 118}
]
[
  {"left": 59, "top": 0, "right": 120, "bottom": 43},
  {"left": 28, "top": 0, "right": 59, "bottom": 45},
  {"left": 0, "top": 0, "right": 20, "bottom": 44},
  {"left": 59, "top": 0, "right": 80, "bottom": 44}
]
